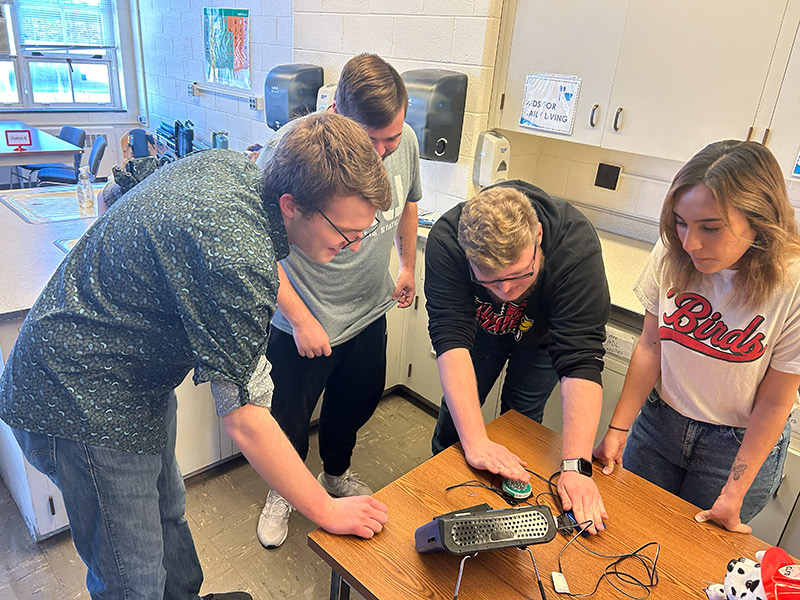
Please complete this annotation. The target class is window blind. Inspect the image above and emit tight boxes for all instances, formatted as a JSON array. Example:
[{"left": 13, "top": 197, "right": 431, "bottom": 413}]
[{"left": 15, "top": 0, "right": 116, "bottom": 49}]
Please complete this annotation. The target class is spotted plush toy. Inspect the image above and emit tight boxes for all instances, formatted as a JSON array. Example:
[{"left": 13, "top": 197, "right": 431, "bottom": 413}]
[{"left": 705, "top": 553, "right": 767, "bottom": 600}]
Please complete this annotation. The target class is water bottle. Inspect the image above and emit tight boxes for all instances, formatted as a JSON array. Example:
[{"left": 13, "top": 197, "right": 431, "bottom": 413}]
[{"left": 76, "top": 165, "right": 94, "bottom": 215}]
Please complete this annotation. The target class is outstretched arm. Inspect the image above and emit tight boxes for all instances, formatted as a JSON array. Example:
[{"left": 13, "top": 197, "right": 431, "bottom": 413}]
[
  {"left": 437, "top": 348, "right": 530, "bottom": 482},
  {"left": 695, "top": 366, "right": 799, "bottom": 533},
  {"left": 223, "top": 403, "right": 388, "bottom": 537}
]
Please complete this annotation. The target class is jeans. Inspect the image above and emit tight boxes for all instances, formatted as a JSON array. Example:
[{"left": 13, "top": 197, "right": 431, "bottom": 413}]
[
  {"left": 432, "top": 336, "right": 559, "bottom": 454},
  {"left": 12, "top": 391, "right": 204, "bottom": 599},
  {"left": 266, "top": 315, "right": 387, "bottom": 476},
  {"left": 623, "top": 390, "right": 790, "bottom": 523}
]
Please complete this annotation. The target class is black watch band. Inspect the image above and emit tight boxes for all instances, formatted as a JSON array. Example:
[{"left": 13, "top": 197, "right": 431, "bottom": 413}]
[{"left": 561, "top": 457, "right": 593, "bottom": 478}]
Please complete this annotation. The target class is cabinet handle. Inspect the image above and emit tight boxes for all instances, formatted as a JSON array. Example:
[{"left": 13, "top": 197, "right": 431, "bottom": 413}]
[
  {"left": 613, "top": 107, "right": 623, "bottom": 131},
  {"left": 761, "top": 128, "right": 771, "bottom": 146},
  {"left": 589, "top": 104, "right": 599, "bottom": 128},
  {"left": 745, "top": 126, "right": 753, "bottom": 142}
]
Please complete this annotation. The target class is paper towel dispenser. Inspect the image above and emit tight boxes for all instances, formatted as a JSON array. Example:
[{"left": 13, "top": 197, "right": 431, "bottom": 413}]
[
  {"left": 264, "top": 64, "right": 324, "bottom": 131},
  {"left": 402, "top": 69, "right": 467, "bottom": 163}
]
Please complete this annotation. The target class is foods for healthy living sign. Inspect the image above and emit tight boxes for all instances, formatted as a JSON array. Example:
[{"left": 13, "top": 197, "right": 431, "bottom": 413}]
[{"left": 520, "top": 73, "right": 581, "bottom": 135}]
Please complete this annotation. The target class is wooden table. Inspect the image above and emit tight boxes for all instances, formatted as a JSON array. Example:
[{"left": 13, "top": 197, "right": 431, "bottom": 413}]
[
  {"left": 309, "top": 410, "right": 780, "bottom": 600},
  {"left": 0, "top": 120, "right": 82, "bottom": 167}
]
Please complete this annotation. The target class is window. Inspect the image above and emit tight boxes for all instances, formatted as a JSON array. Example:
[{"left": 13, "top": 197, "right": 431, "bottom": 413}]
[{"left": 0, "top": 0, "right": 121, "bottom": 109}]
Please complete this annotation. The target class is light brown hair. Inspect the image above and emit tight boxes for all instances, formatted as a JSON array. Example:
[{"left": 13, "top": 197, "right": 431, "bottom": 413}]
[
  {"left": 458, "top": 186, "right": 540, "bottom": 271},
  {"left": 262, "top": 112, "right": 391, "bottom": 213},
  {"left": 660, "top": 139, "right": 800, "bottom": 304},
  {"left": 334, "top": 54, "right": 408, "bottom": 129}
]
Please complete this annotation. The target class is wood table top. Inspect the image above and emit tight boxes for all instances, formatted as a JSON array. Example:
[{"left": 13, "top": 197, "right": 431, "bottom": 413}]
[{"left": 309, "top": 410, "right": 779, "bottom": 600}]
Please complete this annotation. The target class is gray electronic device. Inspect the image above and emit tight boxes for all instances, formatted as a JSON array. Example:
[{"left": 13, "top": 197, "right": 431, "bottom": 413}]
[
  {"left": 264, "top": 64, "right": 324, "bottom": 131},
  {"left": 402, "top": 69, "right": 467, "bottom": 163},
  {"left": 473, "top": 130, "right": 511, "bottom": 187},
  {"left": 415, "top": 504, "right": 556, "bottom": 555}
]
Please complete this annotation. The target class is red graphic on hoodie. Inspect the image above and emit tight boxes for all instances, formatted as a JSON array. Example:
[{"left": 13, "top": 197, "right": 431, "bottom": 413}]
[
  {"left": 660, "top": 289, "right": 766, "bottom": 362},
  {"left": 475, "top": 298, "right": 530, "bottom": 339}
]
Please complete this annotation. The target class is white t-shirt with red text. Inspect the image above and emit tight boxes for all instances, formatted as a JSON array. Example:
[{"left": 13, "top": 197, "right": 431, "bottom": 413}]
[{"left": 635, "top": 240, "right": 800, "bottom": 427}]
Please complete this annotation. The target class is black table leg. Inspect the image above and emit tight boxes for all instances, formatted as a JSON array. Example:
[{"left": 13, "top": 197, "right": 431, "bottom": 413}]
[{"left": 329, "top": 569, "right": 351, "bottom": 600}]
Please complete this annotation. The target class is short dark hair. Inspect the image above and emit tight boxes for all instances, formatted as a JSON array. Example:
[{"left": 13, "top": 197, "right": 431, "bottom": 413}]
[
  {"left": 334, "top": 53, "right": 408, "bottom": 129},
  {"left": 262, "top": 112, "right": 391, "bottom": 213}
]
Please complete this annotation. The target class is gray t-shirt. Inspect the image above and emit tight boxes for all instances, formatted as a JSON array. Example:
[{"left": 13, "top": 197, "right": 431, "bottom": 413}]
[{"left": 257, "top": 118, "right": 422, "bottom": 345}]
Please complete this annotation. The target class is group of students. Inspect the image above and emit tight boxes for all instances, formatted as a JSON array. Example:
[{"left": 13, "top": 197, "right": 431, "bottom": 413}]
[{"left": 0, "top": 52, "right": 797, "bottom": 599}]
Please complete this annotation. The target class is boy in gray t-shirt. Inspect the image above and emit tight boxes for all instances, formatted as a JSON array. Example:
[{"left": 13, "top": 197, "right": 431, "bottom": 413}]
[{"left": 256, "top": 54, "right": 422, "bottom": 549}]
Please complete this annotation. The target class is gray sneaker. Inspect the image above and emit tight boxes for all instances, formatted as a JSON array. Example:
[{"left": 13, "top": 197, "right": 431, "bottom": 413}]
[
  {"left": 317, "top": 469, "right": 373, "bottom": 497},
  {"left": 257, "top": 489, "right": 292, "bottom": 549}
]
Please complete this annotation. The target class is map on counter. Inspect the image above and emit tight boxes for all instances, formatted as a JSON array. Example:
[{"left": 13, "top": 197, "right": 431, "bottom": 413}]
[
  {"left": 204, "top": 8, "right": 250, "bottom": 90},
  {"left": 0, "top": 186, "right": 100, "bottom": 223}
]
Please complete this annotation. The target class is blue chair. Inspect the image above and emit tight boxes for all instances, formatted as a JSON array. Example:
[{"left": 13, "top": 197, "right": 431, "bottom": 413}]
[
  {"left": 37, "top": 136, "right": 106, "bottom": 185},
  {"left": 13, "top": 125, "right": 86, "bottom": 187}
]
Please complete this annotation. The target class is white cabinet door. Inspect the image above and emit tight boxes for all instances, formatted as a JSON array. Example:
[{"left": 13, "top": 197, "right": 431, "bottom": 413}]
[
  {"left": 757, "top": 3, "right": 800, "bottom": 177},
  {"left": 404, "top": 241, "right": 502, "bottom": 425},
  {"left": 498, "top": 0, "right": 629, "bottom": 147},
  {"left": 749, "top": 447, "right": 800, "bottom": 547},
  {"left": 496, "top": 0, "right": 787, "bottom": 162},
  {"left": 174, "top": 376, "right": 223, "bottom": 477},
  {"left": 603, "top": 0, "right": 786, "bottom": 162}
]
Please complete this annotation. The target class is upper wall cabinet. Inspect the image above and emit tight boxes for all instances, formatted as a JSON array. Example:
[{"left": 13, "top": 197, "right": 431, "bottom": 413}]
[
  {"left": 755, "top": 3, "right": 800, "bottom": 178},
  {"left": 493, "top": 0, "right": 789, "bottom": 163}
]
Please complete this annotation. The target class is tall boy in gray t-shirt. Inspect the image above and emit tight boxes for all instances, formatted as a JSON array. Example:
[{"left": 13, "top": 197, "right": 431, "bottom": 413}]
[{"left": 256, "top": 54, "right": 422, "bottom": 549}]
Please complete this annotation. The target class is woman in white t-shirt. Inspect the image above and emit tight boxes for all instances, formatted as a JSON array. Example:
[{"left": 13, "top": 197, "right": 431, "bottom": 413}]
[{"left": 594, "top": 140, "right": 800, "bottom": 532}]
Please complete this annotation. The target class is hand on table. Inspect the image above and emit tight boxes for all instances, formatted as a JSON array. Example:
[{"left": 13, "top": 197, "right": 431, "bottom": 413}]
[
  {"left": 292, "top": 318, "right": 332, "bottom": 358},
  {"left": 695, "top": 493, "right": 751, "bottom": 534},
  {"left": 593, "top": 429, "right": 627, "bottom": 475},
  {"left": 557, "top": 470, "right": 607, "bottom": 535},
  {"left": 463, "top": 438, "right": 530, "bottom": 483},
  {"left": 320, "top": 496, "right": 389, "bottom": 538}
]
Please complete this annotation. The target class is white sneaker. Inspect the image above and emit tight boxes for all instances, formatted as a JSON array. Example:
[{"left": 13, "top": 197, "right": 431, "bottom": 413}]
[
  {"left": 257, "top": 489, "right": 292, "bottom": 548},
  {"left": 317, "top": 469, "right": 373, "bottom": 497}
]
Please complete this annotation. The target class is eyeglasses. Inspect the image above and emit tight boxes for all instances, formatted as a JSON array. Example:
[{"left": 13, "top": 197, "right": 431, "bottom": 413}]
[
  {"left": 469, "top": 244, "right": 538, "bottom": 286},
  {"left": 317, "top": 209, "right": 381, "bottom": 249}
]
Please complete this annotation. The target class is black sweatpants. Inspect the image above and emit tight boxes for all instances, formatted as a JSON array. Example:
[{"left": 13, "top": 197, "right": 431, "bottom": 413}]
[{"left": 265, "top": 315, "right": 387, "bottom": 476}]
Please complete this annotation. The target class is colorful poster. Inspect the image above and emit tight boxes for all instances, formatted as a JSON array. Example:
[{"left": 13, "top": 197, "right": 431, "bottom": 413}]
[
  {"left": 203, "top": 8, "right": 250, "bottom": 89},
  {"left": 519, "top": 73, "right": 581, "bottom": 135}
]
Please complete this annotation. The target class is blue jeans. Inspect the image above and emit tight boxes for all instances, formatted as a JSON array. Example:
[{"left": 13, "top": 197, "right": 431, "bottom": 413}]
[
  {"left": 432, "top": 337, "right": 559, "bottom": 454},
  {"left": 12, "top": 392, "right": 204, "bottom": 599},
  {"left": 623, "top": 390, "right": 790, "bottom": 523}
]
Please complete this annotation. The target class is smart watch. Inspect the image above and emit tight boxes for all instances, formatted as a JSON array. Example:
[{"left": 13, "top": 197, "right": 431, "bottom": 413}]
[{"left": 561, "top": 458, "right": 593, "bottom": 478}]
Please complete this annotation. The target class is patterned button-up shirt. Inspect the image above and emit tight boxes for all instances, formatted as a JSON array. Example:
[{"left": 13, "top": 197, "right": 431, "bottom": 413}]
[{"left": 0, "top": 149, "right": 288, "bottom": 454}]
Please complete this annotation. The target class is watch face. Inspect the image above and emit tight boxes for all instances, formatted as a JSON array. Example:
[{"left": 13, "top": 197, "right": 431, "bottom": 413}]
[{"left": 562, "top": 458, "right": 593, "bottom": 478}]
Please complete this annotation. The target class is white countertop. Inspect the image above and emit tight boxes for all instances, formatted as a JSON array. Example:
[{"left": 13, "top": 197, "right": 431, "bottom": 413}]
[
  {"left": 595, "top": 229, "right": 654, "bottom": 316},
  {"left": 0, "top": 187, "right": 96, "bottom": 318}
]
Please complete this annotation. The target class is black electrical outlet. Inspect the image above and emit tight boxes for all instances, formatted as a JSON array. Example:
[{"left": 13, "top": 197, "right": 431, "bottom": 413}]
[{"left": 595, "top": 163, "right": 621, "bottom": 190}]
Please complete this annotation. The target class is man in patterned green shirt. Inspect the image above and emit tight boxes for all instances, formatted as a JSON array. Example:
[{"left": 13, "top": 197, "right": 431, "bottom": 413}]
[{"left": 0, "top": 113, "right": 390, "bottom": 600}]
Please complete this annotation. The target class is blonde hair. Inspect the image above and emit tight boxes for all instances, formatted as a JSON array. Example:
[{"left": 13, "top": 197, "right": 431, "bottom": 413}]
[
  {"left": 458, "top": 186, "right": 539, "bottom": 271},
  {"left": 660, "top": 140, "right": 800, "bottom": 304},
  {"left": 262, "top": 112, "right": 391, "bottom": 213}
]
